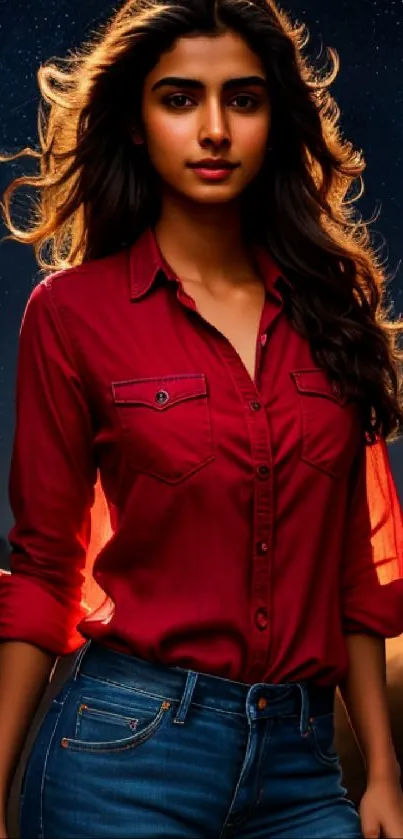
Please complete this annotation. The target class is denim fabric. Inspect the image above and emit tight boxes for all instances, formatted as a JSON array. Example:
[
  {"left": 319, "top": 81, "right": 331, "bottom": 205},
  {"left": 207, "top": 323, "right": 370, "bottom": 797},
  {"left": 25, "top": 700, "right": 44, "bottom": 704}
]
[{"left": 19, "top": 642, "right": 362, "bottom": 839}]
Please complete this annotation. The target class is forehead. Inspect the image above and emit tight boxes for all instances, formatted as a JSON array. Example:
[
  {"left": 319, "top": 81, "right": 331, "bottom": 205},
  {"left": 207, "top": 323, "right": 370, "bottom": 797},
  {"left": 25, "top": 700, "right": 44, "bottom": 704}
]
[{"left": 146, "top": 30, "right": 266, "bottom": 86}]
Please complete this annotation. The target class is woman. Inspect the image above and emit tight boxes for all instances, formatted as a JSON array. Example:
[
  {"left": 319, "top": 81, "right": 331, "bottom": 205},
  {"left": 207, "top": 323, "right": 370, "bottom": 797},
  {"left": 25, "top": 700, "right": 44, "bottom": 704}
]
[{"left": 1, "top": 0, "right": 403, "bottom": 836}]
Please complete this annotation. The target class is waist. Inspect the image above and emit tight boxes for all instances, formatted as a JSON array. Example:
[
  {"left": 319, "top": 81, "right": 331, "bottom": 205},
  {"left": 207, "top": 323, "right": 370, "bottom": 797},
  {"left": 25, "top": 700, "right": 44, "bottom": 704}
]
[{"left": 74, "top": 641, "right": 335, "bottom": 719}]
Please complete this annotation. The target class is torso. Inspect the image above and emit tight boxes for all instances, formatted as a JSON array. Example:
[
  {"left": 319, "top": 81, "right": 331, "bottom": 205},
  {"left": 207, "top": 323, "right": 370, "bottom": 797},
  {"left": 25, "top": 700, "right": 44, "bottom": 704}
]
[{"left": 180, "top": 277, "right": 266, "bottom": 384}]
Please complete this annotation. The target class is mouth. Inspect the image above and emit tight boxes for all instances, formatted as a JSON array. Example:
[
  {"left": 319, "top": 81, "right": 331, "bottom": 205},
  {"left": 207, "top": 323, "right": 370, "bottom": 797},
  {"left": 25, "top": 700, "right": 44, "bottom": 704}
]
[
  {"left": 188, "top": 160, "right": 239, "bottom": 170},
  {"left": 187, "top": 159, "right": 240, "bottom": 182}
]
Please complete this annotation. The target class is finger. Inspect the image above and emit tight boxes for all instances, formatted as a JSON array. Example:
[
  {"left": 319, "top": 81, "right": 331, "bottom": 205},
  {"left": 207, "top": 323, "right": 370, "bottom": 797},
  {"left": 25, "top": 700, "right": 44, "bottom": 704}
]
[{"left": 361, "top": 819, "right": 381, "bottom": 839}]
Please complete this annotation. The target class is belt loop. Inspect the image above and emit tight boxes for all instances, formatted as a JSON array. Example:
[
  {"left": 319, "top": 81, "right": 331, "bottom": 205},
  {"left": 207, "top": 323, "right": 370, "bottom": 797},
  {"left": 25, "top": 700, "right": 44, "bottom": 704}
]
[
  {"left": 173, "top": 671, "right": 198, "bottom": 725},
  {"left": 297, "top": 682, "right": 310, "bottom": 736},
  {"left": 73, "top": 640, "right": 91, "bottom": 681}
]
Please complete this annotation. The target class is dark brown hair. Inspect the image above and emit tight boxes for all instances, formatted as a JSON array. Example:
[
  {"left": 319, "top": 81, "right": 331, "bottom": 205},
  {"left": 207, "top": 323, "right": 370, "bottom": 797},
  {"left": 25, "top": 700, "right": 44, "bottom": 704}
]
[{"left": 1, "top": 0, "right": 402, "bottom": 441}]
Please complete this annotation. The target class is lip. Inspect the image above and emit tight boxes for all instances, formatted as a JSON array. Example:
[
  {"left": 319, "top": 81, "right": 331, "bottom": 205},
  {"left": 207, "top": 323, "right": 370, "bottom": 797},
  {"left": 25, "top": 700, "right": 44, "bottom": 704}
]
[
  {"left": 188, "top": 159, "right": 239, "bottom": 170},
  {"left": 187, "top": 160, "right": 240, "bottom": 182}
]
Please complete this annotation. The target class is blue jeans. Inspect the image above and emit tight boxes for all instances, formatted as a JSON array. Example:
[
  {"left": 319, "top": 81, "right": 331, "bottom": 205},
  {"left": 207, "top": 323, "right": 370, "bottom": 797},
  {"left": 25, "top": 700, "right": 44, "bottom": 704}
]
[{"left": 19, "top": 641, "right": 362, "bottom": 839}]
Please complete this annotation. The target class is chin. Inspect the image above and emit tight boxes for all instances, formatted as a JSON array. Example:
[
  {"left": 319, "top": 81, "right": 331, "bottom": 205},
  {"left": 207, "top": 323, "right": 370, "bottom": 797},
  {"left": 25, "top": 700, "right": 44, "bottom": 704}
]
[{"left": 185, "top": 188, "right": 243, "bottom": 205}]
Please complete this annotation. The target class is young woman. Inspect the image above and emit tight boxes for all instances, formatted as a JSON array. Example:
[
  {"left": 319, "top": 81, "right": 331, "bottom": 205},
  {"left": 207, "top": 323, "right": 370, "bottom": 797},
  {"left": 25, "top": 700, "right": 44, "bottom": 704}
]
[{"left": 1, "top": 0, "right": 403, "bottom": 837}]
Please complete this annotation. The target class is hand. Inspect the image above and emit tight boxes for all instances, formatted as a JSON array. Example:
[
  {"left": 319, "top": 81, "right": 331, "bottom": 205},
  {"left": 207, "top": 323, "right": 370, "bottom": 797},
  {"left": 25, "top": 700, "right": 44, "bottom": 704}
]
[{"left": 360, "top": 777, "right": 403, "bottom": 838}]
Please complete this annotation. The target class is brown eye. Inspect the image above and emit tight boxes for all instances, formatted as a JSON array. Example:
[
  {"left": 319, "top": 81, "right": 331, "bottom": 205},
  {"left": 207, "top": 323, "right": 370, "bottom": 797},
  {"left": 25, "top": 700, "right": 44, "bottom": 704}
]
[
  {"left": 165, "top": 94, "right": 194, "bottom": 109},
  {"left": 231, "top": 94, "right": 258, "bottom": 110}
]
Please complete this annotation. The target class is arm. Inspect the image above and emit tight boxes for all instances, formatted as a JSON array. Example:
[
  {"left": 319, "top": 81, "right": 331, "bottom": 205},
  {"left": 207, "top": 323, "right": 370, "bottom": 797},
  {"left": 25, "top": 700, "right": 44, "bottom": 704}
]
[
  {"left": 338, "top": 633, "right": 399, "bottom": 783},
  {"left": 340, "top": 439, "right": 403, "bottom": 838},
  {"left": 0, "top": 642, "right": 55, "bottom": 815},
  {"left": 0, "top": 279, "right": 97, "bottom": 816}
]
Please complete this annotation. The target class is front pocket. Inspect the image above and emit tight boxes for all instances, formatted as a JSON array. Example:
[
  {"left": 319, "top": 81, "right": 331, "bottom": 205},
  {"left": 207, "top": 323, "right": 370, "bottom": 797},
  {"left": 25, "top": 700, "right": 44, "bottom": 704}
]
[
  {"left": 112, "top": 373, "right": 215, "bottom": 483},
  {"left": 308, "top": 712, "right": 340, "bottom": 767},
  {"left": 291, "top": 369, "right": 360, "bottom": 478},
  {"left": 61, "top": 693, "right": 173, "bottom": 754}
]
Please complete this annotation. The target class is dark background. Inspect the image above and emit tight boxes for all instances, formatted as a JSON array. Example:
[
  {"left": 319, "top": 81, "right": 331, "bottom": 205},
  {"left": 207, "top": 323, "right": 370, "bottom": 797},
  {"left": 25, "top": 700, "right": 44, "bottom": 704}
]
[{"left": 0, "top": 0, "right": 403, "bottom": 821}]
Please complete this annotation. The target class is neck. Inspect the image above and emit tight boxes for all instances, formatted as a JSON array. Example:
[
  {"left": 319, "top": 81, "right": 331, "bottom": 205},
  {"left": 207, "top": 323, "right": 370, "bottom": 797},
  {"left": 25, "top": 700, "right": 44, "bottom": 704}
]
[{"left": 154, "top": 191, "right": 254, "bottom": 285}]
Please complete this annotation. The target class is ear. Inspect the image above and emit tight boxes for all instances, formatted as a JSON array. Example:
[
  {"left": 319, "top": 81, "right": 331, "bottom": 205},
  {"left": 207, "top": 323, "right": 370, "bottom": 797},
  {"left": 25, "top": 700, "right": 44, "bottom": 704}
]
[{"left": 131, "top": 127, "right": 145, "bottom": 145}]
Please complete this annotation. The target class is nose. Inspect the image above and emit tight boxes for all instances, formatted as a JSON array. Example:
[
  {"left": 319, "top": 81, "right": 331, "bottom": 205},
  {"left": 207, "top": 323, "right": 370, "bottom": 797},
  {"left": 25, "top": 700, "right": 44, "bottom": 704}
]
[{"left": 198, "top": 98, "right": 230, "bottom": 149}]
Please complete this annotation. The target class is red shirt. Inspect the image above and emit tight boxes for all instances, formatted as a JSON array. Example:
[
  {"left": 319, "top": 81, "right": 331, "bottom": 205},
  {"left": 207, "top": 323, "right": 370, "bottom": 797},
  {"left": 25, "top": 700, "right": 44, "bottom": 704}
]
[{"left": 1, "top": 228, "right": 403, "bottom": 685}]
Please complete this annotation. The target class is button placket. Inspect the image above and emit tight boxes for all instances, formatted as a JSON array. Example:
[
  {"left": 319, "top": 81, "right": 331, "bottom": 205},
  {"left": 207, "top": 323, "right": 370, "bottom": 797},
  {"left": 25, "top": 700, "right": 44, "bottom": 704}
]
[
  {"left": 198, "top": 301, "right": 278, "bottom": 682},
  {"left": 248, "top": 407, "right": 274, "bottom": 677}
]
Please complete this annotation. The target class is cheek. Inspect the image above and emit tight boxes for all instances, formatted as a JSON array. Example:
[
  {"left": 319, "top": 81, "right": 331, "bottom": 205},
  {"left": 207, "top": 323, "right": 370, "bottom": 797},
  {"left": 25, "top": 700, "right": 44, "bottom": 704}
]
[
  {"left": 237, "top": 117, "right": 270, "bottom": 164},
  {"left": 144, "top": 115, "right": 192, "bottom": 165}
]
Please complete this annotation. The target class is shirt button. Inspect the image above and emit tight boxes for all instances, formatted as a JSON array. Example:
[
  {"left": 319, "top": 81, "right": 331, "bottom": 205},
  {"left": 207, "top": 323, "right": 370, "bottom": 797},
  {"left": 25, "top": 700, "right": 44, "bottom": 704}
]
[
  {"left": 250, "top": 400, "right": 261, "bottom": 412},
  {"left": 257, "top": 541, "right": 268, "bottom": 554},
  {"left": 257, "top": 696, "right": 268, "bottom": 710},
  {"left": 256, "top": 464, "right": 270, "bottom": 479},
  {"left": 260, "top": 334, "right": 267, "bottom": 347},
  {"left": 255, "top": 607, "right": 269, "bottom": 630}
]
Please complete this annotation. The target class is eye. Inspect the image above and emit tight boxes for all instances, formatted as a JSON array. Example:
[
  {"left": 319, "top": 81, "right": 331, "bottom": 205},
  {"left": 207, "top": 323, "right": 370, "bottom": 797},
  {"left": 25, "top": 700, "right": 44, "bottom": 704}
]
[
  {"left": 231, "top": 94, "right": 259, "bottom": 110},
  {"left": 164, "top": 93, "right": 194, "bottom": 109}
]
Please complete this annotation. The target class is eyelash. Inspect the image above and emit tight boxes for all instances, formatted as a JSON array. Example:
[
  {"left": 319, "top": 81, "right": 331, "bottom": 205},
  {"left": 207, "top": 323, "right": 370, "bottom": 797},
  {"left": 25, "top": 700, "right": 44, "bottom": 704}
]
[{"left": 164, "top": 93, "right": 259, "bottom": 111}]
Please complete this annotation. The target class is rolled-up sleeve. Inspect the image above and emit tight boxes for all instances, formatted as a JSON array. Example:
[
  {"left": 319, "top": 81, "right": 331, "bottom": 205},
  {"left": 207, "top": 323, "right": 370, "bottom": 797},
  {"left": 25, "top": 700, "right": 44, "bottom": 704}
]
[
  {"left": 342, "top": 436, "right": 403, "bottom": 637},
  {"left": 0, "top": 279, "right": 97, "bottom": 654}
]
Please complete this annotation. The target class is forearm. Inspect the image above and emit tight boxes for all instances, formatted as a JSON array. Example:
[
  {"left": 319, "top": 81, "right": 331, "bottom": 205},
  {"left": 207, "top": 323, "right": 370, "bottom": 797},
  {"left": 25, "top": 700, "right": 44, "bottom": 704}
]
[
  {"left": 338, "top": 632, "right": 400, "bottom": 783},
  {"left": 0, "top": 641, "right": 55, "bottom": 813}
]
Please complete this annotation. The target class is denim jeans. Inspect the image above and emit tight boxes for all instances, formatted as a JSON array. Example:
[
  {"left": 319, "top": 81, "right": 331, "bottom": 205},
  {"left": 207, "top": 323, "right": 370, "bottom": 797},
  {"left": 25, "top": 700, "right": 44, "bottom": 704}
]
[{"left": 19, "top": 641, "right": 362, "bottom": 839}]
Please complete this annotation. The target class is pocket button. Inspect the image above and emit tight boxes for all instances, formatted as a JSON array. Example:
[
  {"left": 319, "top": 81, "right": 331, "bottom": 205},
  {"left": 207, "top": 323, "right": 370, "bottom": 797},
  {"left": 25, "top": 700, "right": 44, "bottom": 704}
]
[{"left": 155, "top": 389, "right": 170, "bottom": 405}]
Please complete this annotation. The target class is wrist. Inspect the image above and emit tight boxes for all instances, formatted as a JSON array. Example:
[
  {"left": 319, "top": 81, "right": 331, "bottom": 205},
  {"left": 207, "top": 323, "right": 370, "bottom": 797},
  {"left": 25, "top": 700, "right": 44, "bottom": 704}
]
[{"left": 367, "top": 753, "right": 401, "bottom": 786}]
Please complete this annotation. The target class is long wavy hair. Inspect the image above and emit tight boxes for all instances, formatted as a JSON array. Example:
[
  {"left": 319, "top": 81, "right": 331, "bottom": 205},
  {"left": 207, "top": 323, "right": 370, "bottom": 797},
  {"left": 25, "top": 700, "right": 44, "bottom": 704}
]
[{"left": 1, "top": 0, "right": 402, "bottom": 441}]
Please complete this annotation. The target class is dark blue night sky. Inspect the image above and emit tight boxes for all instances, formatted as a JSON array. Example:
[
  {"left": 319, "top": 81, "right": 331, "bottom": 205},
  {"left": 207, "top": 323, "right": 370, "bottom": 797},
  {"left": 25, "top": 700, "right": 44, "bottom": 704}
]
[{"left": 0, "top": 0, "right": 403, "bottom": 548}]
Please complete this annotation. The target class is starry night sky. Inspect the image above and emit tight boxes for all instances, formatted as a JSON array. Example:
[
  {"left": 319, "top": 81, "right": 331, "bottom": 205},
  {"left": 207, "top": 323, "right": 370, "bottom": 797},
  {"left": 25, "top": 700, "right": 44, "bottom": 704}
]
[{"left": 0, "top": 0, "right": 402, "bottom": 548}]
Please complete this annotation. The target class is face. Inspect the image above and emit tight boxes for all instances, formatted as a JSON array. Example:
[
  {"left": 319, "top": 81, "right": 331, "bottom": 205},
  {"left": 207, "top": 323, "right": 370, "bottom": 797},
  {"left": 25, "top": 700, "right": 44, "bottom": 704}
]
[{"left": 138, "top": 29, "right": 271, "bottom": 206}]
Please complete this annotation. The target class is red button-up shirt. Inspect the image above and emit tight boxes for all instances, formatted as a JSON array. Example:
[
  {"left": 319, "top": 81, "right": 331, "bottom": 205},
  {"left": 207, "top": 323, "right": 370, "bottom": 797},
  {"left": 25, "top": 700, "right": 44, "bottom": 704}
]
[{"left": 1, "top": 229, "right": 403, "bottom": 685}]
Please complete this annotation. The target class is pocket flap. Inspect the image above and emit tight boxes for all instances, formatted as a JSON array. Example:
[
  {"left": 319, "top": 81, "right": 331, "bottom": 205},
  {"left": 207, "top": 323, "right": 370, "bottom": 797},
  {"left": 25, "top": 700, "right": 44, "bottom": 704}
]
[
  {"left": 291, "top": 369, "right": 346, "bottom": 404},
  {"left": 112, "top": 374, "right": 208, "bottom": 410}
]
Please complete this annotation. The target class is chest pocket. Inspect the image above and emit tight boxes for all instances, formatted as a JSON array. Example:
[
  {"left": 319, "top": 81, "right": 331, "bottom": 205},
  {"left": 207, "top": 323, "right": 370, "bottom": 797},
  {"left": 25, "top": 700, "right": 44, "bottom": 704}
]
[
  {"left": 112, "top": 373, "right": 215, "bottom": 484},
  {"left": 291, "top": 369, "right": 360, "bottom": 478}
]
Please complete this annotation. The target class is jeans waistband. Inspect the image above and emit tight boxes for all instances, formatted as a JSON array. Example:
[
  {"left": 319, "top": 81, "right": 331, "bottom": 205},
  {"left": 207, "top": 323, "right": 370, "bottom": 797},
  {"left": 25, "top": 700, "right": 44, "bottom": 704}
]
[{"left": 73, "top": 641, "right": 335, "bottom": 732}]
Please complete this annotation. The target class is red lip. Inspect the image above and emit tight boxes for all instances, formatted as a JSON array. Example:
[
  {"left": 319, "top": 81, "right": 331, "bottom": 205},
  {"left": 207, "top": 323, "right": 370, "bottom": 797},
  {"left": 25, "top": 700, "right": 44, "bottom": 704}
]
[{"left": 188, "top": 159, "right": 239, "bottom": 170}]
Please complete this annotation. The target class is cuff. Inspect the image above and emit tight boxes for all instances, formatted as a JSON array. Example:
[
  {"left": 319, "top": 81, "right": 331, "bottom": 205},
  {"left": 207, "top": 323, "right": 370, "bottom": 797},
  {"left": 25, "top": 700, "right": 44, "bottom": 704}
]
[{"left": 0, "top": 571, "right": 86, "bottom": 654}]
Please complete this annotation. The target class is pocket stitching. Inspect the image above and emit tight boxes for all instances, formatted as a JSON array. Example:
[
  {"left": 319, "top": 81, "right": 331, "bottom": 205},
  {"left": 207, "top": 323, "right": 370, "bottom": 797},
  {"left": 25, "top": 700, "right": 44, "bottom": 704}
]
[
  {"left": 291, "top": 369, "right": 355, "bottom": 478},
  {"left": 308, "top": 715, "right": 339, "bottom": 767},
  {"left": 291, "top": 370, "right": 345, "bottom": 404},
  {"left": 74, "top": 702, "right": 140, "bottom": 738},
  {"left": 112, "top": 373, "right": 208, "bottom": 409},
  {"left": 112, "top": 374, "right": 215, "bottom": 484},
  {"left": 62, "top": 699, "right": 171, "bottom": 754},
  {"left": 299, "top": 394, "right": 343, "bottom": 479}
]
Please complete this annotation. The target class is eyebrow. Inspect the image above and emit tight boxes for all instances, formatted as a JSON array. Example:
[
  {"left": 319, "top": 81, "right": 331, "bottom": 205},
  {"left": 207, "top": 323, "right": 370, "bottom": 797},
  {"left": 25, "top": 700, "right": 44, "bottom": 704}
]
[{"left": 151, "top": 75, "right": 267, "bottom": 92}]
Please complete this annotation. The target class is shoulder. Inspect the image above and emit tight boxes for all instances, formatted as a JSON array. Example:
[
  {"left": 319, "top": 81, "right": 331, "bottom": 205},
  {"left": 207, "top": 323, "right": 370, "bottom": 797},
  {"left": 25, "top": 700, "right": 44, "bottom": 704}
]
[
  {"left": 41, "top": 248, "right": 131, "bottom": 309},
  {"left": 21, "top": 248, "right": 132, "bottom": 349},
  {"left": 24, "top": 248, "right": 131, "bottom": 333}
]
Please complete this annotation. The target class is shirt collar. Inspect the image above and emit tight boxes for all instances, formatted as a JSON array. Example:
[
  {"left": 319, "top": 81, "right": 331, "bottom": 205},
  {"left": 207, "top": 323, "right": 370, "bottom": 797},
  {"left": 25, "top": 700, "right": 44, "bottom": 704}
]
[{"left": 129, "top": 227, "right": 291, "bottom": 302}]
